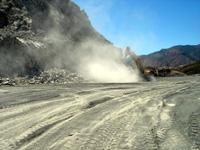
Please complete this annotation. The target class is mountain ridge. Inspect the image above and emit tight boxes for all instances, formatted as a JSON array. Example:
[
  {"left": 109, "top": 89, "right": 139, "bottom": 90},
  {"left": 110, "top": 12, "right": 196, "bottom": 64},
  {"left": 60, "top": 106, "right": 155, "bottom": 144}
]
[{"left": 140, "top": 44, "right": 200, "bottom": 67}]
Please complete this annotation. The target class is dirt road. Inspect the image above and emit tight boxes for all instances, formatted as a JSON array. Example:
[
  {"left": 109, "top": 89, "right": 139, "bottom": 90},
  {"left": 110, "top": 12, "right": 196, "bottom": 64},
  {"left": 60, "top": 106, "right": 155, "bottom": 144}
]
[{"left": 0, "top": 76, "right": 200, "bottom": 150}]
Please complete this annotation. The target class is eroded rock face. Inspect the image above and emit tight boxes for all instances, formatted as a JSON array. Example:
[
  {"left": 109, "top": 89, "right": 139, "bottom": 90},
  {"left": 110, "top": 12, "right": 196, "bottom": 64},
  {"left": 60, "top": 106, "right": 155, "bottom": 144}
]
[{"left": 0, "top": 0, "right": 112, "bottom": 78}]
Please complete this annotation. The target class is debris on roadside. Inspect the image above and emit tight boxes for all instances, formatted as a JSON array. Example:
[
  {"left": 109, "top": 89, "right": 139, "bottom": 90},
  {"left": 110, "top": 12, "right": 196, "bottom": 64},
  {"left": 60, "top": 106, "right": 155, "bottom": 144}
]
[{"left": 0, "top": 68, "right": 88, "bottom": 86}]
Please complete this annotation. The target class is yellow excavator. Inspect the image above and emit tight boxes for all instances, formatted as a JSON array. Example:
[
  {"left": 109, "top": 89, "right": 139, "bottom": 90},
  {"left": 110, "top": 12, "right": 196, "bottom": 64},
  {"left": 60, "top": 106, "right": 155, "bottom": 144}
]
[{"left": 122, "top": 46, "right": 152, "bottom": 80}]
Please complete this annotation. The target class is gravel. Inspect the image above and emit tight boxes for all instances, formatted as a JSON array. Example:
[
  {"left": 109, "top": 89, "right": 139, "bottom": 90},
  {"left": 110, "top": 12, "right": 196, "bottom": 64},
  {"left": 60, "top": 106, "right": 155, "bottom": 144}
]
[{"left": 0, "top": 68, "right": 88, "bottom": 86}]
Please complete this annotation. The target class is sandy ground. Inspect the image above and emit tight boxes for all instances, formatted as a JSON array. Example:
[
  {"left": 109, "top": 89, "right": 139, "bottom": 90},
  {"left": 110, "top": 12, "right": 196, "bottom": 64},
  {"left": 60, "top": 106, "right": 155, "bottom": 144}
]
[{"left": 0, "top": 76, "right": 200, "bottom": 150}]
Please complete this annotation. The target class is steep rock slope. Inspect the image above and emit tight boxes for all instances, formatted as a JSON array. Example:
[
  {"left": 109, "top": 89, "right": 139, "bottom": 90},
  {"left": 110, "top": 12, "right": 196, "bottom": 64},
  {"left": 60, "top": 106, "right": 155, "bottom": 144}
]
[
  {"left": 140, "top": 45, "right": 200, "bottom": 67},
  {"left": 0, "top": 0, "right": 115, "bottom": 77}
]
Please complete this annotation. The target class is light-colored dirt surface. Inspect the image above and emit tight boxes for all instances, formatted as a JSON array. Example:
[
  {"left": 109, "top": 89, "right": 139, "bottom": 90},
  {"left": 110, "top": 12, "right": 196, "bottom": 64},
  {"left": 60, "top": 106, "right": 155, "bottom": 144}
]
[{"left": 0, "top": 76, "right": 200, "bottom": 150}]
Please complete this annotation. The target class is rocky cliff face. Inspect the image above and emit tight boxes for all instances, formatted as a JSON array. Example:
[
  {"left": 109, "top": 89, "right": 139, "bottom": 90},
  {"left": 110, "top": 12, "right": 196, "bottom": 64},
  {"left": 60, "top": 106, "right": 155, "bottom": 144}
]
[
  {"left": 140, "top": 45, "right": 200, "bottom": 67},
  {"left": 0, "top": 0, "right": 116, "bottom": 77}
]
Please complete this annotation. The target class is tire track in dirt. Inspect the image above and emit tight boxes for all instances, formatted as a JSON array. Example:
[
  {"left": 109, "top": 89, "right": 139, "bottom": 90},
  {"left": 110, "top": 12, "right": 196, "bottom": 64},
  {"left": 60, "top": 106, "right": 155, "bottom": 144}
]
[
  {"left": 0, "top": 76, "right": 200, "bottom": 150},
  {"left": 188, "top": 112, "right": 200, "bottom": 149},
  {"left": 71, "top": 88, "right": 170, "bottom": 150}
]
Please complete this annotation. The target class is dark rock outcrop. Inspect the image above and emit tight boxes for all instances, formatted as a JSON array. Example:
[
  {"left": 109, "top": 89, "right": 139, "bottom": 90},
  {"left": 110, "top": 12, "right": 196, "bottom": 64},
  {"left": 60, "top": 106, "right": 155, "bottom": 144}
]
[{"left": 0, "top": 0, "right": 115, "bottom": 78}]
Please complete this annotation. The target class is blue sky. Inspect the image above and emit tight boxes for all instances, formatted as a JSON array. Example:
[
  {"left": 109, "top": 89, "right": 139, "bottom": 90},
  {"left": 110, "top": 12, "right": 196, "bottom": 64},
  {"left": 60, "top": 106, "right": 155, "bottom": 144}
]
[{"left": 71, "top": 0, "right": 200, "bottom": 55}]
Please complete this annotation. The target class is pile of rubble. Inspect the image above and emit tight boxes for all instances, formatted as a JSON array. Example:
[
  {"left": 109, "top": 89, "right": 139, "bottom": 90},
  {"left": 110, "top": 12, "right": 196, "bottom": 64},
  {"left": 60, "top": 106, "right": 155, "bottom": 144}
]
[
  {"left": 144, "top": 66, "right": 187, "bottom": 77},
  {"left": 0, "top": 68, "right": 88, "bottom": 86}
]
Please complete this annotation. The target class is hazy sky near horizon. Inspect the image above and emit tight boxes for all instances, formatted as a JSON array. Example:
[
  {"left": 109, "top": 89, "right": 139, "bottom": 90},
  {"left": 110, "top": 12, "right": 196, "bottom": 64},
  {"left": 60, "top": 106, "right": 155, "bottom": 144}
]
[{"left": 71, "top": 0, "right": 200, "bottom": 55}]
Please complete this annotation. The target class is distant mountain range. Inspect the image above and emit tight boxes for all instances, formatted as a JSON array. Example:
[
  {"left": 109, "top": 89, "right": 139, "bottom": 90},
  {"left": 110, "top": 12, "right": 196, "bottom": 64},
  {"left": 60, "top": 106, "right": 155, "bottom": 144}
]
[{"left": 140, "top": 44, "right": 200, "bottom": 67}]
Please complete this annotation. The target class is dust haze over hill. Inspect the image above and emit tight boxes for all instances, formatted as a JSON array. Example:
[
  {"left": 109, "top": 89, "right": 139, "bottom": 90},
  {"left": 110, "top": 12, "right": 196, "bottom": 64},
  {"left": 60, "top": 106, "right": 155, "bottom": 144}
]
[{"left": 0, "top": 0, "right": 140, "bottom": 82}]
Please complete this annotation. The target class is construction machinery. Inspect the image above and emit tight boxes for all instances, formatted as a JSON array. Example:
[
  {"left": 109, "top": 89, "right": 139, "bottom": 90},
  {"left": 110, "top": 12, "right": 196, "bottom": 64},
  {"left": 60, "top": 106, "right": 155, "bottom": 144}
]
[{"left": 122, "top": 47, "right": 152, "bottom": 81}]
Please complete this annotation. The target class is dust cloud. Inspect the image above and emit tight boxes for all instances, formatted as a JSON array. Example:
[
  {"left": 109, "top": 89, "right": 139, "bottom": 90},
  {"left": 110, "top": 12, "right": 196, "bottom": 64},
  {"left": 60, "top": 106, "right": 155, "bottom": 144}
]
[
  {"left": 1, "top": 0, "right": 140, "bottom": 82},
  {"left": 44, "top": 4, "right": 141, "bottom": 83},
  {"left": 83, "top": 59, "right": 139, "bottom": 83},
  {"left": 75, "top": 40, "right": 140, "bottom": 83}
]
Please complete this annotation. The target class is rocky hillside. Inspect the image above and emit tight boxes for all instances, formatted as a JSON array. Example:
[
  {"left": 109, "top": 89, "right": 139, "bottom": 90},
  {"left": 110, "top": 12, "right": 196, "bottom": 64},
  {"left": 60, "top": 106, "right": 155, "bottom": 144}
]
[
  {"left": 140, "top": 44, "right": 200, "bottom": 67},
  {"left": 0, "top": 0, "right": 118, "bottom": 78},
  {"left": 174, "top": 60, "right": 200, "bottom": 75}
]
